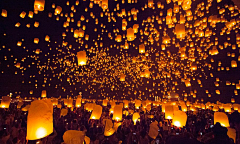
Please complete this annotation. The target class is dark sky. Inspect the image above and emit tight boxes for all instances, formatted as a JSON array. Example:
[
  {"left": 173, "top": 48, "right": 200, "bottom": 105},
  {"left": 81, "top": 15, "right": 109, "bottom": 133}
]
[{"left": 0, "top": 0, "right": 240, "bottom": 103}]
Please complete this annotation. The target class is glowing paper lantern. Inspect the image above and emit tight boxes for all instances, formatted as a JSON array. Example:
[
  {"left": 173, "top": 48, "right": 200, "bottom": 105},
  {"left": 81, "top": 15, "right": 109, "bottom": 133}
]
[
  {"left": 103, "top": 119, "right": 115, "bottom": 136},
  {"left": 165, "top": 105, "right": 173, "bottom": 119},
  {"left": 120, "top": 74, "right": 125, "bottom": 81},
  {"left": 55, "top": 6, "right": 62, "bottom": 14},
  {"left": 1, "top": 96, "right": 11, "bottom": 108},
  {"left": 135, "top": 100, "right": 141, "bottom": 109},
  {"left": 214, "top": 112, "right": 230, "bottom": 127},
  {"left": 113, "top": 105, "right": 123, "bottom": 121},
  {"left": 90, "top": 105, "right": 102, "bottom": 120},
  {"left": 102, "top": 99, "right": 108, "bottom": 106},
  {"left": 77, "top": 51, "right": 87, "bottom": 66},
  {"left": 173, "top": 111, "right": 187, "bottom": 127},
  {"left": 75, "top": 98, "right": 81, "bottom": 107},
  {"left": 175, "top": 24, "right": 185, "bottom": 39},
  {"left": 63, "top": 130, "right": 85, "bottom": 144},
  {"left": 139, "top": 44, "right": 145, "bottom": 53},
  {"left": 41, "top": 90, "right": 47, "bottom": 98},
  {"left": 223, "top": 104, "right": 232, "bottom": 113},
  {"left": 1, "top": 9, "right": 7, "bottom": 17},
  {"left": 34, "top": 0, "right": 45, "bottom": 11},
  {"left": 27, "top": 99, "right": 53, "bottom": 140},
  {"left": 127, "top": 28, "right": 135, "bottom": 41},
  {"left": 231, "top": 60, "right": 237, "bottom": 68},
  {"left": 123, "top": 100, "right": 128, "bottom": 108},
  {"left": 132, "top": 112, "right": 140, "bottom": 125},
  {"left": 102, "top": 0, "right": 108, "bottom": 10}
]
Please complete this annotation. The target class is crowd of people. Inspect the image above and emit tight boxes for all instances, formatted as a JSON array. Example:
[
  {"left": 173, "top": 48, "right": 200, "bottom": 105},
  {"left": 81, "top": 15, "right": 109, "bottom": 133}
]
[{"left": 0, "top": 100, "right": 239, "bottom": 144}]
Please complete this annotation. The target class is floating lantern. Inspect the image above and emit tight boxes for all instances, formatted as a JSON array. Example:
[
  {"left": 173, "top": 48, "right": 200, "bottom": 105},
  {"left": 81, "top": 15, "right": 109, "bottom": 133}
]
[
  {"left": 231, "top": 60, "right": 237, "bottom": 68},
  {"left": 113, "top": 105, "right": 123, "bottom": 121},
  {"left": 175, "top": 24, "right": 185, "bottom": 39},
  {"left": 90, "top": 105, "right": 102, "bottom": 120},
  {"left": 27, "top": 99, "right": 53, "bottom": 140},
  {"left": 76, "top": 98, "right": 81, "bottom": 107},
  {"left": 55, "top": 6, "right": 62, "bottom": 14},
  {"left": 1, "top": 96, "right": 11, "bottom": 108},
  {"left": 77, "top": 51, "right": 87, "bottom": 66},
  {"left": 214, "top": 112, "right": 230, "bottom": 127},
  {"left": 165, "top": 105, "right": 173, "bottom": 119},
  {"left": 120, "top": 74, "right": 125, "bottom": 81},
  {"left": 1, "top": 9, "right": 7, "bottom": 17},
  {"left": 127, "top": 28, "right": 135, "bottom": 41},
  {"left": 34, "top": 0, "right": 45, "bottom": 11},
  {"left": 139, "top": 44, "right": 145, "bottom": 53},
  {"left": 102, "top": 0, "right": 108, "bottom": 10},
  {"left": 135, "top": 100, "right": 141, "bottom": 109},
  {"left": 102, "top": 100, "right": 108, "bottom": 106},
  {"left": 41, "top": 90, "right": 47, "bottom": 98},
  {"left": 103, "top": 119, "right": 115, "bottom": 136},
  {"left": 132, "top": 112, "right": 140, "bottom": 125},
  {"left": 173, "top": 110, "right": 187, "bottom": 127}
]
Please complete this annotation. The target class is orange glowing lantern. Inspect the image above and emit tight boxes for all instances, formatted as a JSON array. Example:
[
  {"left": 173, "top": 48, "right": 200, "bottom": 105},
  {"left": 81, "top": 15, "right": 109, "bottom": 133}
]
[
  {"left": 34, "top": 0, "right": 45, "bottom": 11},
  {"left": 27, "top": 99, "right": 53, "bottom": 140}
]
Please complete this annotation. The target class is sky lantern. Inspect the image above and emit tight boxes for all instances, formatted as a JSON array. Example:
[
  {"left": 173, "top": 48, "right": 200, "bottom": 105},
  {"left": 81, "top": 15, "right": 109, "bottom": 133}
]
[
  {"left": 144, "top": 69, "right": 150, "bottom": 78},
  {"left": 75, "top": 98, "right": 81, "bottom": 107},
  {"left": 77, "top": 51, "right": 87, "bottom": 66},
  {"left": 102, "top": 0, "right": 108, "bottom": 10},
  {"left": 27, "top": 99, "right": 53, "bottom": 140},
  {"left": 127, "top": 28, "right": 135, "bottom": 41},
  {"left": 120, "top": 73, "right": 125, "bottom": 81},
  {"left": 1, "top": 9, "right": 7, "bottom": 17},
  {"left": 133, "top": 24, "right": 139, "bottom": 33},
  {"left": 113, "top": 105, "right": 123, "bottom": 121},
  {"left": 139, "top": 44, "right": 145, "bottom": 53},
  {"left": 102, "top": 99, "right": 108, "bottom": 106},
  {"left": 41, "top": 90, "right": 47, "bottom": 98},
  {"left": 223, "top": 104, "right": 232, "bottom": 113},
  {"left": 67, "top": 99, "right": 73, "bottom": 108},
  {"left": 148, "top": 0, "right": 154, "bottom": 8},
  {"left": 103, "top": 119, "right": 115, "bottom": 136},
  {"left": 1, "top": 96, "right": 11, "bottom": 108},
  {"left": 34, "top": 38, "right": 39, "bottom": 44},
  {"left": 175, "top": 24, "right": 185, "bottom": 39},
  {"left": 45, "top": 35, "right": 50, "bottom": 41},
  {"left": 55, "top": 6, "right": 62, "bottom": 14},
  {"left": 90, "top": 105, "right": 102, "bottom": 120},
  {"left": 214, "top": 112, "right": 230, "bottom": 127},
  {"left": 166, "top": 16, "right": 172, "bottom": 25},
  {"left": 173, "top": 110, "right": 187, "bottom": 127},
  {"left": 123, "top": 100, "right": 129, "bottom": 108},
  {"left": 132, "top": 112, "right": 140, "bottom": 125},
  {"left": 34, "top": 0, "right": 45, "bottom": 11},
  {"left": 231, "top": 60, "right": 237, "bottom": 68},
  {"left": 115, "top": 35, "right": 122, "bottom": 42},
  {"left": 233, "top": 104, "right": 239, "bottom": 111},
  {"left": 165, "top": 105, "right": 173, "bottom": 119},
  {"left": 135, "top": 100, "right": 141, "bottom": 109}
]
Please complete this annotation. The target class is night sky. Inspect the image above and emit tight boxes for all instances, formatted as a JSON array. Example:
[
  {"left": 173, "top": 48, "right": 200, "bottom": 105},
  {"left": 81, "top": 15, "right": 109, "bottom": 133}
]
[{"left": 0, "top": 0, "right": 240, "bottom": 103}]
